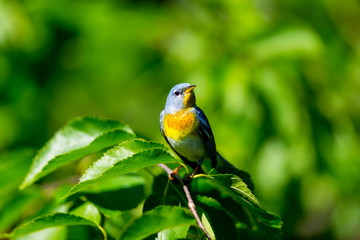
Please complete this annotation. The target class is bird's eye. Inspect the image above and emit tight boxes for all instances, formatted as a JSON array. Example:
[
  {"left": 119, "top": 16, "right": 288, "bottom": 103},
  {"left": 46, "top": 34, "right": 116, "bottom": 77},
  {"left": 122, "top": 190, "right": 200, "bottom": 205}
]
[{"left": 174, "top": 90, "right": 180, "bottom": 96}]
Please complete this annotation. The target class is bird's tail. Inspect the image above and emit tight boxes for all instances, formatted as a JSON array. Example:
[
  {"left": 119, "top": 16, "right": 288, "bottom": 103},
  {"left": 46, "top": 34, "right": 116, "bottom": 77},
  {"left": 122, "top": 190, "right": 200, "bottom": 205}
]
[{"left": 216, "top": 152, "right": 235, "bottom": 168}]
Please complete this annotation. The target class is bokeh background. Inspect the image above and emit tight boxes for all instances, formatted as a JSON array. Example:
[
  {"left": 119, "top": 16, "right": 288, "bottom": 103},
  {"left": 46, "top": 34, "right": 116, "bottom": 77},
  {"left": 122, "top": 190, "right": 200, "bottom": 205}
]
[{"left": 1, "top": 0, "right": 360, "bottom": 239}]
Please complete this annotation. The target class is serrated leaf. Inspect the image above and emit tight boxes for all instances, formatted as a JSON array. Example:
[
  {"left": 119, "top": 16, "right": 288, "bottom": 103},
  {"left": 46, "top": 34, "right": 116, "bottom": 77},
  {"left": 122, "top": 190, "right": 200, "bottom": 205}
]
[
  {"left": 214, "top": 166, "right": 255, "bottom": 192},
  {"left": 0, "top": 212, "right": 106, "bottom": 240},
  {"left": 119, "top": 206, "right": 195, "bottom": 240},
  {"left": 201, "top": 174, "right": 283, "bottom": 239},
  {"left": 21, "top": 116, "right": 135, "bottom": 189},
  {"left": 63, "top": 139, "right": 178, "bottom": 198},
  {"left": 249, "top": 207, "right": 283, "bottom": 240},
  {"left": 205, "top": 174, "right": 260, "bottom": 207}
]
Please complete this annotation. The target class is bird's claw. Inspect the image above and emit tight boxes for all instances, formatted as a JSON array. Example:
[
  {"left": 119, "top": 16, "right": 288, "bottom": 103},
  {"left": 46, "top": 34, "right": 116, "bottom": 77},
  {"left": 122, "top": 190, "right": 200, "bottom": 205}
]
[{"left": 169, "top": 166, "right": 183, "bottom": 181}]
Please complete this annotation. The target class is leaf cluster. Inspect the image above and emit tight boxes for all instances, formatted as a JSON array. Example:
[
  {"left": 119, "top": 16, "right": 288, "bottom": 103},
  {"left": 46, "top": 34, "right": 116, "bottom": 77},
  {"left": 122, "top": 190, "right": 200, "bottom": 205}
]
[{"left": 1, "top": 117, "right": 282, "bottom": 240}]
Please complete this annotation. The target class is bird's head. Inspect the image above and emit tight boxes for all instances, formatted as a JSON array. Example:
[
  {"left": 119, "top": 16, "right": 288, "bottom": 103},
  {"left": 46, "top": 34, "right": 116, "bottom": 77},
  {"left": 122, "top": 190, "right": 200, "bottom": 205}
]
[{"left": 164, "top": 83, "right": 197, "bottom": 113}]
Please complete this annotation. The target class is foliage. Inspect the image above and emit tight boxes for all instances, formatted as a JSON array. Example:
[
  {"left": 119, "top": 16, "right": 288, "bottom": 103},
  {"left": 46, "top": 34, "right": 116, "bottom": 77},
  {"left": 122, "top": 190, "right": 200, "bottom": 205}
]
[
  {"left": 1, "top": 117, "right": 281, "bottom": 239},
  {"left": 1, "top": 0, "right": 360, "bottom": 239}
]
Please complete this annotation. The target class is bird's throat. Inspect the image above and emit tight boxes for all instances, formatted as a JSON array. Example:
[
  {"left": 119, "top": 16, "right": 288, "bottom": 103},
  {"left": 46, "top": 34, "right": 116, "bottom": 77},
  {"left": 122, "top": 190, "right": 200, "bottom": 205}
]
[{"left": 183, "top": 93, "right": 195, "bottom": 108}]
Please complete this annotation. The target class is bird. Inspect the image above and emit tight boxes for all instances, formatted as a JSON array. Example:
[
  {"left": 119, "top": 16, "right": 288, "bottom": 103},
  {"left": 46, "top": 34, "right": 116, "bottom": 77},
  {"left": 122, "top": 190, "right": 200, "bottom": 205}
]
[{"left": 160, "top": 83, "right": 217, "bottom": 174}]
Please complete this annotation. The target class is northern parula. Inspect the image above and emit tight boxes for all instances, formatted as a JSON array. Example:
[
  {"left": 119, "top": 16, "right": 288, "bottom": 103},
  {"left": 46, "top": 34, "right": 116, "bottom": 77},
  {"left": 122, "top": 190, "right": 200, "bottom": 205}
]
[{"left": 160, "top": 83, "right": 217, "bottom": 172}]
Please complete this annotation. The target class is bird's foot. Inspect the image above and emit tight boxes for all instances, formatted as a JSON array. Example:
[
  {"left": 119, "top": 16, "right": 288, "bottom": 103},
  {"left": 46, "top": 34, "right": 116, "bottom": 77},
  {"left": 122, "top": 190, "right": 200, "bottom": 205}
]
[
  {"left": 183, "top": 166, "right": 201, "bottom": 184},
  {"left": 169, "top": 166, "right": 183, "bottom": 181}
]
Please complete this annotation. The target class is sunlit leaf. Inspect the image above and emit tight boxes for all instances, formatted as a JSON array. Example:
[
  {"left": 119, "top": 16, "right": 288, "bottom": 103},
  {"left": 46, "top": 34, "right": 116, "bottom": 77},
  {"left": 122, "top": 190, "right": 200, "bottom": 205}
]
[
  {"left": 156, "top": 225, "right": 190, "bottom": 240},
  {"left": 119, "top": 206, "right": 195, "bottom": 240},
  {"left": 14, "top": 227, "right": 67, "bottom": 240},
  {"left": 70, "top": 202, "right": 101, "bottom": 224},
  {"left": 204, "top": 174, "right": 260, "bottom": 207},
  {"left": 0, "top": 213, "right": 106, "bottom": 240},
  {"left": 20, "top": 116, "right": 135, "bottom": 189},
  {"left": 63, "top": 139, "right": 178, "bottom": 198},
  {"left": 201, "top": 212, "right": 216, "bottom": 240}
]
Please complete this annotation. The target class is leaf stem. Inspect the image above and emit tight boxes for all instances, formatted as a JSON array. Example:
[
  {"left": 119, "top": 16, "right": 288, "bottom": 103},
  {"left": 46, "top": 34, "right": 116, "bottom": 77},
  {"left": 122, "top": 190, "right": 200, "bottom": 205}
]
[{"left": 157, "top": 164, "right": 212, "bottom": 240}]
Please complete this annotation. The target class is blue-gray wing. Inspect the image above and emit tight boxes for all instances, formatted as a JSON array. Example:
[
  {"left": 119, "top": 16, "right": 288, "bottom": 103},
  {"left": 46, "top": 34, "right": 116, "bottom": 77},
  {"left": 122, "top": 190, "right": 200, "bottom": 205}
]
[{"left": 195, "top": 107, "right": 217, "bottom": 168}]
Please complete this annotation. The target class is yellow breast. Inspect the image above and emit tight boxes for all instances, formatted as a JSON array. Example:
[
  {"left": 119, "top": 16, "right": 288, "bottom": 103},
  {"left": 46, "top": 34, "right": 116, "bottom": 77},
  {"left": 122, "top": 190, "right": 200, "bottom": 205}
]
[{"left": 163, "top": 109, "right": 198, "bottom": 141}]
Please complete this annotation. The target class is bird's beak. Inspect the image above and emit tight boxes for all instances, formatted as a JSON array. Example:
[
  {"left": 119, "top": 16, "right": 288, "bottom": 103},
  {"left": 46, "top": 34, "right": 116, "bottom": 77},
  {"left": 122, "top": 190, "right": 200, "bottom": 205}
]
[{"left": 184, "top": 85, "right": 196, "bottom": 93}]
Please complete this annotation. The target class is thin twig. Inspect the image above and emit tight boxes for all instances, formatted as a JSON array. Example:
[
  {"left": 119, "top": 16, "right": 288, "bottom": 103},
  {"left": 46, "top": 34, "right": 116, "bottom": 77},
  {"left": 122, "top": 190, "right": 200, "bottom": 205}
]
[
  {"left": 158, "top": 163, "right": 173, "bottom": 175},
  {"left": 157, "top": 164, "right": 212, "bottom": 240}
]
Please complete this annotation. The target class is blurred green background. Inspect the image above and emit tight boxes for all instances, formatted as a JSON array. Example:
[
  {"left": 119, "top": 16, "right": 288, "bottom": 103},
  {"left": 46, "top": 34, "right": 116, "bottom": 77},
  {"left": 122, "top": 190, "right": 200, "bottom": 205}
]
[{"left": 0, "top": 0, "right": 359, "bottom": 239}]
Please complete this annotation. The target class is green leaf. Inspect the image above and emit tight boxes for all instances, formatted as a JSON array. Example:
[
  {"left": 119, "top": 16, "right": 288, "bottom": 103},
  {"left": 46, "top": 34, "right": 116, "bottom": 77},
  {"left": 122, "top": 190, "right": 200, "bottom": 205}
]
[
  {"left": 63, "top": 139, "right": 178, "bottom": 198},
  {"left": 1, "top": 212, "right": 106, "bottom": 240},
  {"left": 14, "top": 227, "right": 67, "bottom": 240},
  {"left": 143, "top": 193, "right": 180, "bottom": 213},
  {"left": 196, "top": 195, "right": 238, "bottom": 240},
  {"left": 0, "top": 149, "right": 37, "bottom": 232},
  {"left": 201, "top": 212, "right": 216, "bottom": 240},
  {"left": 70, "top": 202, "right": 102, "bottom": 224},
  {"left": 83, "top": 175, "right": 145, "bottom": 211},
  {"left": 119, "top": 206, "right": 195, "bottom": 240},
  {"left": 20, "top": 116, "right": 135, "bottom": 189},
  {"left": 204, "top": 174, "right": 260, "bottom": 207},
  {"left": 214, "top": 166, "right": 255, "bottom": 192},
  {"left": 0, "top": 188, "right": 42, "bottom": 233},
  {"left": 156, "top": 225, "right": 190, "bottom": 240},
  {"left": 249, "top": 208, "right": 283, "bottom": 240},
  {"left": 83, "top": 174, "right": 145, "bottom": 193},
  {"left": 201, "top": 174, "right": 283, "bottom": 239}
]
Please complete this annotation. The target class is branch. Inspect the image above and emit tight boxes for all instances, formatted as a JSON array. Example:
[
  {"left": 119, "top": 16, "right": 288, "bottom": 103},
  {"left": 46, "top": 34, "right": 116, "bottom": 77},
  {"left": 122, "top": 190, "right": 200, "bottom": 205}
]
[{"left": 158, "top": 164, "right": 212, "bottom": 240}]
